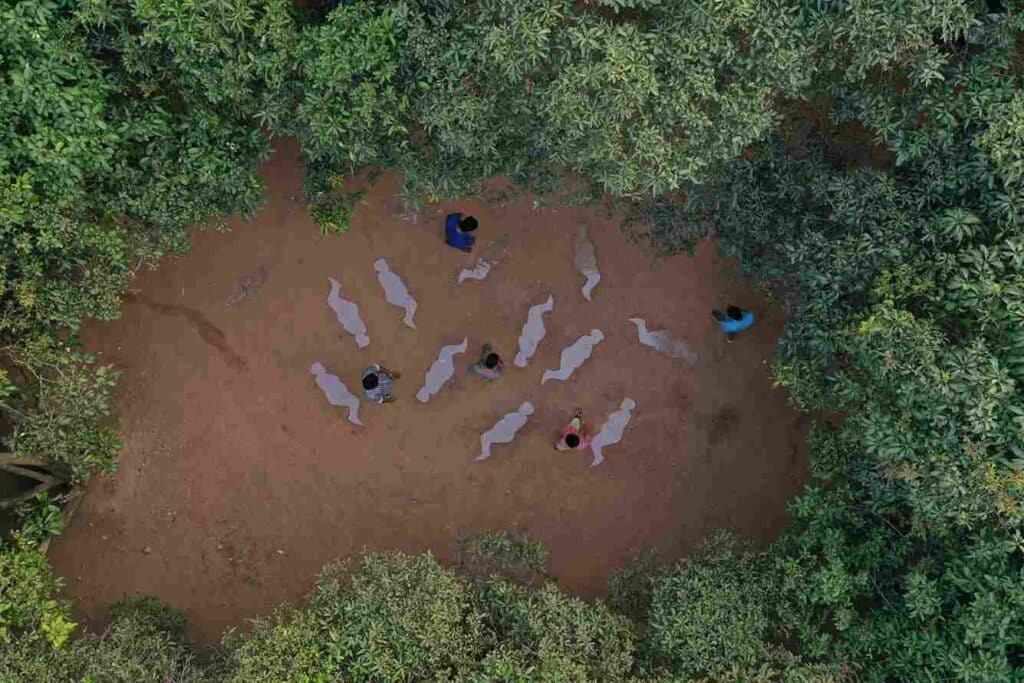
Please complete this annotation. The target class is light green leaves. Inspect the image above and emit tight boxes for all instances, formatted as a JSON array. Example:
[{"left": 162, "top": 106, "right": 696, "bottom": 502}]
[
  {"left": 224, "top": 551, "right": 636, "bottom": 682},
  {"left": 979, "top": 91, "right": 1024, "bottom": 191}
]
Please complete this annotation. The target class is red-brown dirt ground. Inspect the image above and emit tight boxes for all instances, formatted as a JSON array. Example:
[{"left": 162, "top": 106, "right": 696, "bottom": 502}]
[{"left": 49, "top": 140, "right": 807, "bottom": 645}]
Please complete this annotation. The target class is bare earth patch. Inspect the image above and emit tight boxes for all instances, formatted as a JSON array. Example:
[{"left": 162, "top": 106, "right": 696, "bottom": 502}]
[{"left": 49, "top": 140, "right": 807, "bottom": 644}]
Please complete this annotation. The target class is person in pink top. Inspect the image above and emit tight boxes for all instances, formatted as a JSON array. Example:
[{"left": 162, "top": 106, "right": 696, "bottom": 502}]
[{"left": 555, "top": 409, "right": 591, "bottom": 451}]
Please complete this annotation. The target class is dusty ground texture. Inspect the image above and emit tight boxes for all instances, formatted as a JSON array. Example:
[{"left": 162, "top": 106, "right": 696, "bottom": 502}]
[{"left": 50, "top": 140, "right": 807, "bottom": 644}]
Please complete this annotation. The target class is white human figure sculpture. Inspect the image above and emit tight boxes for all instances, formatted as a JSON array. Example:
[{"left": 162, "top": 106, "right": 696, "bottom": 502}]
[
  {"left": 477, "top": 402, "right": 534, "bottom": 461},
  {"left": 590, "top": 398, "right": 636, "bottom": 467},
  {"left": 457, "top": 259, "right": 492, "bottom": 284},
  {"left": 327, "top": 278, "right": 370, "bottom": 349},
  {"left": 374, "top": 258, "right": 417, "bottom": 329},
  {"left": 416, "top": 338, "right": 468, "bottom": 403},
  {"left": 309, "top": 362, "right": 362, "bottom": 426},
  {"left": 513, "top": 294, "right": 554, "bottom": 368},
  {"left": 541, "top": 329, "right": 604, "bottom": 384},
  {"left": 629, "top": 318, "right": 698, "bottom": 367},
  {"left": 575, "top": 225, "right": 601, "bottom": 301}
]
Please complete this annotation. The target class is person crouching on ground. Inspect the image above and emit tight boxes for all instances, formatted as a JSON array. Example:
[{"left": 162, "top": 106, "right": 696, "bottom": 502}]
[
  {"left": 469, "top": 344, "right": 503, "bottom": 381},
  {"left": 555, "top": 409, "right": 591, "bottom": 451},
  {"left": 445, "top": 212, "right": 477, "bottom": 253},
  {"left": 362, "top": 364, "right": 398, "bottom": 403},
  {"left": 712, "top": 305, "right": 755, "bottom": 342}
]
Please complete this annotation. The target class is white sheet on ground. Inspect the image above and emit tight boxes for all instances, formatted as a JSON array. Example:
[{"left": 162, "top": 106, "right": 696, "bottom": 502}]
[
  {"left": 590, "top": 398, "right": 636, "bottom": 467},
  {"left": 541, "top": 329, "right": 604, "bottom": 384},
  {"left": 310, "top": 361, "right": 362, "bottom": 426},
  {"left": 417, "top": 338, "right": 468, "bottom": 402},
  {"left": 374, "top": 258, "right": 417, "bottom": 329},
  {"left": 327, "top": 278, "right": 370, "bottom": 348},
  {"left": 575, "top": 225, "right": 601, "bottom": 301},
  {"left": 513, "top": 294, "right": 554, "bottom": 368},
  {"left": 629, "top": 318, "right": 697, "bottom": 367},
  {"left": 477, "top": 402, "right": 534, "bottom": 461}
]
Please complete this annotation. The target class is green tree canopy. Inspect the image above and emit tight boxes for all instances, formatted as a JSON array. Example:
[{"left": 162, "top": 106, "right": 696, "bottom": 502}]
[{"left": 3, "top": 1, "right": 1024, "bottom": 680}]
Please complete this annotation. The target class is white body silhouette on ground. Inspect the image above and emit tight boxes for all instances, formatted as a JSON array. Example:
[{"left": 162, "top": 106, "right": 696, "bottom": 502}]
[
  {"left": 590, "top": 398, "right": 636, "bottom": 467},
  {"left": 457, "top": 259, "right": 492, "bottom": 284},
  {"left": 575, "top": 225, "right": 601, "bottom": 301},
  {"left": 456, "top": 234, "right": 510, "bottom": 285},
  {"left": 541, "top": 329, "right": 604, "bottom": 384},
  {"left": 416, "top": 338, "right": 468, "bottom": 403},
  {"left": 476, "top": 402, "right": 534, "bottom": 461},
  {"left": 513, "top": 294, "right": 554, "bottom": 368},
  {"left": 629, "top": 318, "right": 697, "bottom": 367},
  {"left": 327, "top": 278, "right": 370, "bottom": 349},
  {"left": 374, "top": 258, "right": 417, "bottom": 328},
  {"left": 309, "top": 362, "right": 362, "bottom": 426}
]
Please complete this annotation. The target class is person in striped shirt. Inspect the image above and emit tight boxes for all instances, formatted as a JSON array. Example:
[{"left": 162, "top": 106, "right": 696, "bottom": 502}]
[{"left": 362, "top": 364, "right": 397, "bottom": 403}]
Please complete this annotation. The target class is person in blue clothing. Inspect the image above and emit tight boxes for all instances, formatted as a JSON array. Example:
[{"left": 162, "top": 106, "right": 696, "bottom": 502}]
[
  {"left": 712, "top": 305, "right": 755, "bottom": 342},
  {"left": 444, "top": 213, "right": 478, "bottom": 252}
]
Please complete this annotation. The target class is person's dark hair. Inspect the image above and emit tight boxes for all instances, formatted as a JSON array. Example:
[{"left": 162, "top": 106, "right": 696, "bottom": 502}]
[
  {"left": 484, "top": 353, "right": 500, "bottom": 369},
  {"left": 565, "top": 433, "right": 580, "bottom": 449},
  {"left": 362, "top": 374, "right": 379, "bottom": 391},
  {"left": 459, "top": 216, "right": 478, "bottom": 232},
  {"left": 726, "top": 305, "right": 743, "bottom": 320}
]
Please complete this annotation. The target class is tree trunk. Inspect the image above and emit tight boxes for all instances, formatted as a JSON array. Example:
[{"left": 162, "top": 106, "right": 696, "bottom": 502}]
[
  {"left": 0, "top": 452, "right": 67, "bottom": 510},
  {"left": 0, "top": 452, "right": 51, "bottom": 469}
]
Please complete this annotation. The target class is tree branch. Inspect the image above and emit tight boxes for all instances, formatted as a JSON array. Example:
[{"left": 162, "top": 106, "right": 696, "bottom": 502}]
[
  {"left": 39, "top": 488, "right": 83, "bottom": 555},
  {"left": 1, "top": 464, "right": 60, "bottom": 486},
  {"left": 0, "top": 480, "right": 59, "bottom": 510},
  {"left": 0, "top": 400, "right": 29, "bottom": 421},
  {"left": 0, "top": 452, "right": 51, "bottom": 469},
  {"left": 0, "top": 453, "right": 66, "bottom": 509}
]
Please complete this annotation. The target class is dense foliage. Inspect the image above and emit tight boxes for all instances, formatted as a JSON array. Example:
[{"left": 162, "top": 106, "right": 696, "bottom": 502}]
[
  {"left": 2, "top": 0, "right": 1024, "bottom": 680},
  {"left": 293, "top": 0, "right": 814, "bottom": 204},
  {"left": 2, "top": 591, "right": 210, "bottom": 683},
  {"left": 638, "top": 6, "right": 1024, "bottom": 680},
  {"left": 224, "top": 549, "right": 634, "bottom": 682}
]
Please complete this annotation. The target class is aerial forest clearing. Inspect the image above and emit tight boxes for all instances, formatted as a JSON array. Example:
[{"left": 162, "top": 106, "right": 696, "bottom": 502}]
[
  {"left": 3, "top": 0, "right": 1023, "bottom": 680},
  {"left": 49, "top": 141, "right": 806, "bottom": 642}
]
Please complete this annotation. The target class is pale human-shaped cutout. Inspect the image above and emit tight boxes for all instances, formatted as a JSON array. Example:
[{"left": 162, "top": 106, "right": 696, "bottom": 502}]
[
  {"left": 629, "top": 318, "right": 697, "bottom": 367},
  {"left": 541, "top": 329, "right": 604, "bottom": 384},
  {"left": 575, "top": 225, "right": 601, "bottom": 301},
  {"left": 513, "top": 294, "right": 554, "bottom": 368},
  {"left": 374, "top": 258, "right": 417, "bottom": 329},
  {"left": 457, "top": 234, "right": 510, "bottom": 285},
  {"left": 309, "top": 362, "right": 362, "bottom": 426},
  {"left": 457, "top": 259, "right": 492, "bottom": 284},
  {"left": 477, "top": 402, "right": 534, "bottom": 461},
  {"left": 590, "top": 398, "right": 636, "bottom": 467},
  {"left": 327, "top": 278, "right": 370, "bottom": 349},
  {"left": 416, "top": 338, "right": 469, "bottom": 403}
]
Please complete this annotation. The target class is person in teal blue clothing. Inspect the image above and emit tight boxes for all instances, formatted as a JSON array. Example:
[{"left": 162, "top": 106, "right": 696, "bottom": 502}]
[
  {"left": 444, "top": 213, "right": 477, "bottom": 252},
  {"left": 712, "top": 305, "right": 755, "bottom": 342}
]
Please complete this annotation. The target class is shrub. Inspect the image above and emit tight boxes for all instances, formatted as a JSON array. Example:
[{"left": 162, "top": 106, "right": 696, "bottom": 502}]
[
  {"left": 0, "top": 538, "right": 74, "bottom": 651},
  {"left": 223, "top": 550, "right": 636, "bottom": 682},
  {"left": 456, "top": 530, "right": 549, "bottom": 587},
  {"left": 643, "top": 532, "right": 796, "bottom": 680},
  {"left": 1, "top": 593, "right": 209, "bottom": 683},
  {"left": 223, "top": 552, "right": 487, "bottom": 682}
]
